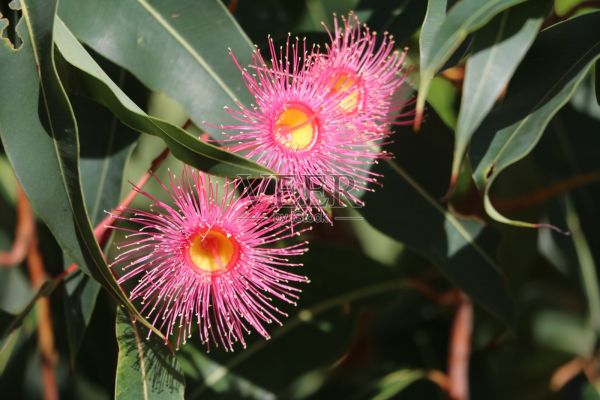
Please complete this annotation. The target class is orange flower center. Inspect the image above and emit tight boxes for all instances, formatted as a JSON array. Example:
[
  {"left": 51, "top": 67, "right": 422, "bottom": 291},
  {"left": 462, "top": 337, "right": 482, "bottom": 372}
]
[
  {"left": 188, "top": 229, "right": 239, "bottom": 273},
  {"left": 274, "top": 103, "right": 318, "bottom": 151},
  {"left": 330, "top": 71, "right": 362, "bottom": 114}
]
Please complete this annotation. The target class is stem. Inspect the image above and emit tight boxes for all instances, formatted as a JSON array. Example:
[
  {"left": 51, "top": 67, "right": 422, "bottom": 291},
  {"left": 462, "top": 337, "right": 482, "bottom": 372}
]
[
  {"left": 27, "top": 228, "right": 58, "bottom": 400},
  {"left": 448, "top": 293, "right": 472, "bottom": 400},
  {"left": 0, "top": 183, "right": 35, "bottom": 266},
  {"left": 93, "top": 146, "right": 171, "bottom": 246}
]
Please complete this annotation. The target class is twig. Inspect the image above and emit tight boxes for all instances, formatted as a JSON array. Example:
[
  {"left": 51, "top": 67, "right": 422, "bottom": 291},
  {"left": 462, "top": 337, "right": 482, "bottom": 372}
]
[
  {"left": 93, "top": 146, "right": 171, "bottom": 246},
  {"left": 26, "top": 224, "right": 58, "bottom": 400},
  {"left": 448, "top": 293, "right": 472, "bottom": 400},
  {"left": 0, "top": 183, "right": 35, "bottom": 266},
  {"left": 61, "top": 118, "right": 192, "bottom": 280}
]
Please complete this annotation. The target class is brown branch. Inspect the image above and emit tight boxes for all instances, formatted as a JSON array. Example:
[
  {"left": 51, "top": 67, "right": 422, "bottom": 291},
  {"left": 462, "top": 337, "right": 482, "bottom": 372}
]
[
  {"left": 93, "top": 146, "right": 171, "bottom": 246},
  {"left": 0, "top": 184, "right": 35, "bottom": 266},
  {"left": 447, "top": 293, "right": 472, "bottom": 400},
  {"left": 494, "top": 171, "right": 600, "bottom": 213},
  {"left": 26, "top": 223, "right": 58, "bottom": 400}
]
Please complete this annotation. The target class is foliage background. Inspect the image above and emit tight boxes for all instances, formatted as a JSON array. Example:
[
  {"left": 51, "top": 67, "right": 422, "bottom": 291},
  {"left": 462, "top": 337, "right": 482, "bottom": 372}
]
[{"left": 1, "top": 0, "right": 600, "bottom": 399}]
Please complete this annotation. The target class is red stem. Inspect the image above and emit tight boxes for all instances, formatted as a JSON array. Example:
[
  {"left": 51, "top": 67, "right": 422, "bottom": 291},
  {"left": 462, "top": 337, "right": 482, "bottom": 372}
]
[
  {"left": 448, "top": 293, "right": 472, "bottom": 400},
  {"left": 0, "top": 184, "right": 35, "bottom": 266}
]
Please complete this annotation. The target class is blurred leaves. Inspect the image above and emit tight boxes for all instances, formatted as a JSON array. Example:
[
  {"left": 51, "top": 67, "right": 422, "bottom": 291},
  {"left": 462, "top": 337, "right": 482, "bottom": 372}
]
[{"left": 372, "top": 369, "right": 428, "bottom": 400}]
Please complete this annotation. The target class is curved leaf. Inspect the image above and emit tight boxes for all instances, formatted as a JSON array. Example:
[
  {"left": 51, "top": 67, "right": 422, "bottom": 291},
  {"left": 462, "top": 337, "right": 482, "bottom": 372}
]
[
  {"left": 58, "top": 0, "right": 254, "bottom": 137},
  {"left": 54, "top": 19, "right": 272, "bottom": 178},
  {"left": 0, "top": 0, "right": 164, "bottom": 340},
  {"left": 451, "top": 0, "right": 549, "bottom": 181},
  {"left": 415, "top": 0, "right": 527, "bottom": 124},
  {"left": 115, "top": 309, "right": 185, "bottom": 400},
  {"left": 471, "top": 11, "right": 600, "bottom": 228},
  {"left": 64, "top": 92, "right": 137, "bottom": 365}
]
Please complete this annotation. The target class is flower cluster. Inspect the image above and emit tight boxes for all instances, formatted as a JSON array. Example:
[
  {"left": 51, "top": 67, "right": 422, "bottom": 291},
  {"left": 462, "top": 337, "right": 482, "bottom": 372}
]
[
  {"left": 218, "top": 12, "right": 410, "bottom": 220},
  {"left": 112, "top": 13, "right": 409, "bottom": 351}
]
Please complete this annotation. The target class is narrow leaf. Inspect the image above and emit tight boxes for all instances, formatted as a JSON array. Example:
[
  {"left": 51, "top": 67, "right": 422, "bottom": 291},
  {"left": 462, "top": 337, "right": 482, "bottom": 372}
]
[
  {"left": 58, "top": 0, "right": 254, "bottom": 137},
  {"left": 416, "top": 0, "right": 527, "bottom": 126},
  {"left": 452, "top": 0, "right": 549, "bottom": 182},
  {"left": 471, "top": 11, "right": 600, "bottom": 229},
  {"left": 115, "top": 309, "right": 185, "bottom": 400},
  {"left": 415, "top": 0, "right": 447, "bottom": 129},
  {"left": 63, "top": 90, "right": 138, "bottom": 365},
  {"left": 54, "top": 19, "right": 272, "bottom": 178}
]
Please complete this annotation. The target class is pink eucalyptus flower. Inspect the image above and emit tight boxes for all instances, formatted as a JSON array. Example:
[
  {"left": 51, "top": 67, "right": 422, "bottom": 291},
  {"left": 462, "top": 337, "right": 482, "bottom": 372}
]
[
  {"left": 213, "top": 35, "right": 390, "bottom": 220},
  {"left": 317, "top": 12, "right": 413, "bottom": 127},
  {"left": 110, "top": 167, "right": 310, "bottom": 351}
]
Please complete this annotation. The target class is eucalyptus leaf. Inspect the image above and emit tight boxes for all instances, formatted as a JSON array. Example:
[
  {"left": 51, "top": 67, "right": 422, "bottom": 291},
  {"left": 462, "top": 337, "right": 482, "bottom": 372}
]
[
  {"left": 471, "top": 11, "right": 600, "bottom": 228},
  {"left": 115, "top": 308, "right": 185, "bottom": 400},
  {"left": 54, "top": 19, "right": 272, "bottom": 178},
  {"left": 0, "top": 0, "right": 165, "bottom": 340},
  {"left": 452, "top": 0, "right": 549, "bottom": 181},
  {"left": 58, "top": 0, "right": 254, "bottom": 138},
  {"left": 416, "top": 0, "right": 527, "bottom": 124}
]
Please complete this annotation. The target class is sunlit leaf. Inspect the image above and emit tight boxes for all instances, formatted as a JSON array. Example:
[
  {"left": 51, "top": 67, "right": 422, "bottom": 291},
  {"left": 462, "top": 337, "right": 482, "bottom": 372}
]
[
  {"left": 115, "top": 308, "right": 185, "bottom": 400},
  {"left": 452, "top": 0, "right": 549, "bottom": 181}
]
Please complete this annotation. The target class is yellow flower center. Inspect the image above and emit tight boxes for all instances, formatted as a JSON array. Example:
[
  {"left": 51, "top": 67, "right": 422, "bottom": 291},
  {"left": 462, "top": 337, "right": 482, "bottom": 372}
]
[
  {"left": 274, "top": 103, "right": 318, "bottom": 151},
  {"left": 330, "top": 72, "right": 362, "bottom": 114},
  {"left": 188, "top": 229, "right": 239, "bottom": 273}
]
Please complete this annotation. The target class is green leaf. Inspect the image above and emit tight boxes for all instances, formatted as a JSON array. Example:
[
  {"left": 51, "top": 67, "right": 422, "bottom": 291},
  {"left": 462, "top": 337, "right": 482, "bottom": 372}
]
[
  {"left": 53, "top": 19, "right": 272, "bottom": 178},
  {"left": 0, "top": 309, "right": 20, "bottom": 374},
  {"left": 452, "top": 0, "right": 549, "bottom": 181},
  {"left": 361, "top": 109, "right": 514, "bottom": 324},
  {"left": 1, "top": 279, "right": 60, "bottom": 351},
  {"left": 419, "top": 0, "right": 447, "bottom": 69},
  {"left": 178, "top": 345, "right": 275, "bottom": 400},
  {"left": 115, "top": 308, "right": 185, "bottom": 400},
  {"left": 595, "top": 60, "right": 600, "bottom": 105},
  {"left": 0, "top": 0, "right": 164, "bottom": 340},
  {"left": 63, "top": 93, "right": 137, "bottom": 365},
  {"left": 372, "top": 369, "right": 427, "bottom": 400},
  {"left": 58, "top": 0, "right": 253, "bottom": 137},
  {"left": 533, "top": 309, "right": 596, "bottom": 357},
  {"left": 471, "top": 11, "right": 600, "bottom": 228},
  {"left": 416, "top": 0, "right": 527, "bottom": 124},
  {"left": 358, "top": 0, "right": 427, "bottom": 46},
  {"left": 427, "top": 76, "right": 458, "bottom": 129},
  {"left": 565, "top": 197, "right": 600, "bottom": 333}
]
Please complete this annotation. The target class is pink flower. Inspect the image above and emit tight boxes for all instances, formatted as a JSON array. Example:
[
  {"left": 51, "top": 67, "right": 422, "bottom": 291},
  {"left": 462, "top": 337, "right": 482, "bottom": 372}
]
[
  {"left": 317, "top": 12, "right": 412, "bottom": 127},
  {"left": 214, "top": 35, "right": 392, "bottom": 220},
  {"left": 110, "top": 167, "right": 310, "bottom": 351}
]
